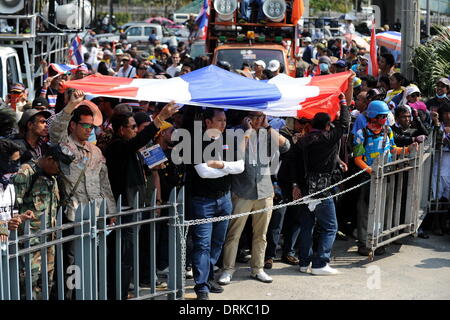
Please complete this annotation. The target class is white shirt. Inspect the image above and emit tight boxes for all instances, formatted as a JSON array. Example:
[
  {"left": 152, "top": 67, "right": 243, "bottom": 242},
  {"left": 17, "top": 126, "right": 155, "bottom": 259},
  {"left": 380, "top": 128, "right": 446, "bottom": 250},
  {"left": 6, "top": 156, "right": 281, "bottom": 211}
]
[
  {"left": 0, "top": 184, "right": 15, "bottom": 222},
  {"left": 116, "top": 65, "right": 136, "bottom": 78},
  {"left": 166, "top": 65, "right": 182, "bottom": 77}
]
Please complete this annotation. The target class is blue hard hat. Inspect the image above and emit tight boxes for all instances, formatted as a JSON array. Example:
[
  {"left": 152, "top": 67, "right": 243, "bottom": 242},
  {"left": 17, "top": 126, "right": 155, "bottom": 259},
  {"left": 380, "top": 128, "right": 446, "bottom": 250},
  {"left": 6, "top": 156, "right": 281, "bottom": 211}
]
[{"left": 366, "top": 100, "right": 390, "bottom": 118}]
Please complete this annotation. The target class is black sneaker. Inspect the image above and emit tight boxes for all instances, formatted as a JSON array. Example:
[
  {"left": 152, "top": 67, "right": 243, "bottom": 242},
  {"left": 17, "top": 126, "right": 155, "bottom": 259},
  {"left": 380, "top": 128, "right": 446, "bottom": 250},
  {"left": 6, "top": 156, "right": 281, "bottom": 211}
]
[
  {"left": 374, "top": 246, "right": 386, "bottom": 256},
  {"left": 208, "top": 280, "right": 224, "bottom": 293},
  {"left": 196, "top": 292, "right": 209, "bottom": 300}
]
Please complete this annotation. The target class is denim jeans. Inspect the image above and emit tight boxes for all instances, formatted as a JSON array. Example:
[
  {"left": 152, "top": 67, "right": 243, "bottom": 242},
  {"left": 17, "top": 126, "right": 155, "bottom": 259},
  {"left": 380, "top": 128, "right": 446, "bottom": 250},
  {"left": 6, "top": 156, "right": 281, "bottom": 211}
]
[
  {"left": 298, "top": 198, "right": 338, "bottom": 268},
  {"left": 191, "top": 192, "right": 232, "bottom": 293},
  {"left": 265, "top": 206, "right": 287, "bottom": 260}
]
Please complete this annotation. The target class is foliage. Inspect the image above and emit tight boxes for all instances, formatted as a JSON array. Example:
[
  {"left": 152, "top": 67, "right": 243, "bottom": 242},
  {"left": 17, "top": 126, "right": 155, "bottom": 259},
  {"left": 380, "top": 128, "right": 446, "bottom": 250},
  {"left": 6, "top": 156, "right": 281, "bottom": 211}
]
[
  {"left": 411, "top": 25, "right": 450, "bottom": 98},
  {"left": 310, "top": 0, "right": 351, "bottom": 14}
]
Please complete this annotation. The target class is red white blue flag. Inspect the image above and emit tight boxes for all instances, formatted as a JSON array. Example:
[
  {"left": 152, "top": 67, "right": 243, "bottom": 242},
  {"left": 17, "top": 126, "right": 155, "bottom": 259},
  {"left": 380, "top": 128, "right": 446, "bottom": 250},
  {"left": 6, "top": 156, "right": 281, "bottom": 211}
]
[
  {"left": 68, "top": 35, "right": 83, "bottom": 65},
  {"left": 195, "top": 0, "right": 209, "bottom": 40},
  {"left": 368, "top": 20, "right": 379, "bottom": 77}
]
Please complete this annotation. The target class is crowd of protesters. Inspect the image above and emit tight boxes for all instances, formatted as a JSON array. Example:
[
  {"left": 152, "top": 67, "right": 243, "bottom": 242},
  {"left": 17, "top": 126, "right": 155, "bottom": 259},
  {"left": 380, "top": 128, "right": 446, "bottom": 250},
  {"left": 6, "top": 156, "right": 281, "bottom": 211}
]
[{"left": 0, "top": 29, "right": 449, "bottom": 301}]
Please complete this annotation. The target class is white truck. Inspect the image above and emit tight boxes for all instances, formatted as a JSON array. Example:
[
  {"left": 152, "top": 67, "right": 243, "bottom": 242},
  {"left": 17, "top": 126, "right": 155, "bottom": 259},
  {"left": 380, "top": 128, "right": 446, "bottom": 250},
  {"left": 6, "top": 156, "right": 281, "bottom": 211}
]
[{"left": 0, "top": 47, "right": 22, "bottom": 102}]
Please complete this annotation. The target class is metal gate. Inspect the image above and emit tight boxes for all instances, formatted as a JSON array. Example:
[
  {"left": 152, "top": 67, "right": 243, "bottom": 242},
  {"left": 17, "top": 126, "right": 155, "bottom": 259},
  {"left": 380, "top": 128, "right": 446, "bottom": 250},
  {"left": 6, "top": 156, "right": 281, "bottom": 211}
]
[
  {"left": 0, "top": 187, "right": 185, "bottom": 300},
  {"left": 366, "top": 137, "right": 433, "bottom": 254}
]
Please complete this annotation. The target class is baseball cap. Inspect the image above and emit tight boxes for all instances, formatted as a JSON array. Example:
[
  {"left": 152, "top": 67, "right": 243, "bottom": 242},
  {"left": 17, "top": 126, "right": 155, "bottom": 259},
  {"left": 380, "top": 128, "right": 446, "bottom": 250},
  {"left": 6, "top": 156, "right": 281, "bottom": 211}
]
[
  {"left": 254, "top": 60, "right": 266, "bottom": 69},
  {"left": 121, "top": 54, "right": 131, "bottom": 61},
  {"left": 18, "top": 109, "right": 51, "bottom": 128},
  {"left": 318, "top": 56, "right": 331, "bottom": 65},
  {"left": 140, "top": 52, "right": 150, "bottom": 60},
  {"left": 267, "top": 60, "right": 281, "bottom": 72},
  {"left": 316, "top": 43, "right": 326, "bottom": 50},
  {"left": 32, "top": 97, "right": 49, "bottom": 109},
  {"left": 10, "top": 83, "right": 25, "bottom": 93},
  {"left": 115, "top": 48, "right": 124, "bottom": 55},
  {"left": 334, "top": 59, "right": 347, "bottom": 68},
  {"left": 103, "top": 49, "right": 113, "bottom": 57},
  {"left": 303, "top": 37, "right": 312, "bottom": 43},
  {"left": 155, "top": 121, "right": 173, "bottom": 137},
  {"left": 437, "top": 77, "right": 450, "bottom": 87},
  {"left": 405, "top": 85, "right": 421, "bottom": 97}
]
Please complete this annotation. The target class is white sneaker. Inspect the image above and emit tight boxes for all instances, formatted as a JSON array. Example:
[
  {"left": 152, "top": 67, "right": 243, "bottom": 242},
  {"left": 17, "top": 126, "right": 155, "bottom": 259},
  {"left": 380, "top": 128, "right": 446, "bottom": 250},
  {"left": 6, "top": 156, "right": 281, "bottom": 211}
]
[
  {"left": 251, "top": 271, "right": 273, "bottom": 283},
  {"left": 311, "top": 264, "right": 340, "bottom": 276},
  {"left": 299, "top": 263, "right": 312, "bottom": 273},
  {"left": 157, "top": 267, "right": 169, "bottom": 276},
  {"left": 218, "top": 271, "right": 232, "bottom": 285},
  {"left": 185, "top": 268, "right": 193, "bottom": 279}
]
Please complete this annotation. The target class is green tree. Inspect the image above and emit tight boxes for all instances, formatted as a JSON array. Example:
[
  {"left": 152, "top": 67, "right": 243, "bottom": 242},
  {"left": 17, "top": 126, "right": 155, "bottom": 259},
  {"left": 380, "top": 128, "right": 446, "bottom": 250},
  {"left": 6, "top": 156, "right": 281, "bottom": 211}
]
[{"left": 310, "top": 0, "right": 352, "bottom": 14}]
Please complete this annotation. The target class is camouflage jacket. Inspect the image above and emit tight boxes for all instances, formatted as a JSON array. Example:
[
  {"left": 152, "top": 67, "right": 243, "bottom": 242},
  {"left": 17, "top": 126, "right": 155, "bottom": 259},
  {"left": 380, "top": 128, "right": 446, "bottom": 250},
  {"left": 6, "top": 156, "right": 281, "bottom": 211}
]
[
  {"left": 13, "top": 161, "right": 59, "bottom": 232},
  {"left": 49, "top": 110, "right": 117, "bottom": 221}
]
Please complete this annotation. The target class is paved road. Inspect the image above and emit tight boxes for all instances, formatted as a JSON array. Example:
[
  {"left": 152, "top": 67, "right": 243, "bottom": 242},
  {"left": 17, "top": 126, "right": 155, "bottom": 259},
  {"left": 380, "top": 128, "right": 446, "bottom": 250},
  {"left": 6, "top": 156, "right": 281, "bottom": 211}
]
[{"left": 184, "top": 234, "right": 450, "bottom": 300}]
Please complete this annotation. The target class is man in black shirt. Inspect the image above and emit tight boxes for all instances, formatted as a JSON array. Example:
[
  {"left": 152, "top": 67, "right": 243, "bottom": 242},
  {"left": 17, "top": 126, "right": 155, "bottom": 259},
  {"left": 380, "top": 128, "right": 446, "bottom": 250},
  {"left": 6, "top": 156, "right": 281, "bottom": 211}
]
[
  {"left": 187, "top": 108, "right": 244, "bottom": 300},
  {"left": 295, "top": 95, "right": 350, "bottom": 276}
]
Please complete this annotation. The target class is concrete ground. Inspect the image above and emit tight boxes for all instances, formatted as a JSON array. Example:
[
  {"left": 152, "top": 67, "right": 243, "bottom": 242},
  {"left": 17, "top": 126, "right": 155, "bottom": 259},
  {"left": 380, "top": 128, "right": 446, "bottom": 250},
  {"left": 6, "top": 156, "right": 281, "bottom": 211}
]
[{"left": 183, "top": 233, "right": 450, "bottom": 300}]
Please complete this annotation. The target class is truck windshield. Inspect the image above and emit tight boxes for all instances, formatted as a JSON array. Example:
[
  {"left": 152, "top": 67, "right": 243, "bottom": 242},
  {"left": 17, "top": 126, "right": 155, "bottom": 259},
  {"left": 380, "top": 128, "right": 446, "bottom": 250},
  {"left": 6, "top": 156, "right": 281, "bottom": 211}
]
[{"left": 216, "top": 49, "right": 285, "bottom": 71}]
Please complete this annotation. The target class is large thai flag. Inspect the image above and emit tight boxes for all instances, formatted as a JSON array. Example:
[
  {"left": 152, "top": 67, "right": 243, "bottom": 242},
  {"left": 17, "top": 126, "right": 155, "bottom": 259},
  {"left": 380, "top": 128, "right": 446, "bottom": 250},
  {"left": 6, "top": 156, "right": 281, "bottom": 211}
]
[
  {"left": 68, "top": 35, "right": 83, "bottom": 65},
  {"left": 195, "top": 0, "right": 209, "bottom": 40},
  {"left": 63, "top": 65, "right": 351, "bottom": 119},
  {"left": 368, "top": 21, "right": 379, "bottom": 77},
  {"left": 376, "top": 31, "right": 401, "bottom": 51}
]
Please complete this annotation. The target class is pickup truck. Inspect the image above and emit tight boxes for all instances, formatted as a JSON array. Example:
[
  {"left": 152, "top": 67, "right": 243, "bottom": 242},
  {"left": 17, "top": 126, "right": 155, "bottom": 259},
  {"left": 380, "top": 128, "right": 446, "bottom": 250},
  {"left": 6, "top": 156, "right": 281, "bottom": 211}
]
[{"left": 96, "top": 23, "right": 188, "bottom": 47}]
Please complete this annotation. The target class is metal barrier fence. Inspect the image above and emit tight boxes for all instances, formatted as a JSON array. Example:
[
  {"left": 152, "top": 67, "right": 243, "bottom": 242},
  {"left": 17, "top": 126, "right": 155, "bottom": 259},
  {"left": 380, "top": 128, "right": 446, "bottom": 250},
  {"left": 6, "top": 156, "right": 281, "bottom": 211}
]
[
  {"left": 365, "top": 133, "right": 437, "bottom": 253},
  {"left": 0, "top": 187, "right": 185, "bottom": 300}
]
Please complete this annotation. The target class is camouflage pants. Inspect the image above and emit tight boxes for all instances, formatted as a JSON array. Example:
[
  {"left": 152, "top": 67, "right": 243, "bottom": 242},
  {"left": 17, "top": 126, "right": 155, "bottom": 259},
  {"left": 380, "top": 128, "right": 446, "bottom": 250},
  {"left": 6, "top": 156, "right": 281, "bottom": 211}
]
[{"left": 19, "top": 243, "right": 55, "bottom": 300}]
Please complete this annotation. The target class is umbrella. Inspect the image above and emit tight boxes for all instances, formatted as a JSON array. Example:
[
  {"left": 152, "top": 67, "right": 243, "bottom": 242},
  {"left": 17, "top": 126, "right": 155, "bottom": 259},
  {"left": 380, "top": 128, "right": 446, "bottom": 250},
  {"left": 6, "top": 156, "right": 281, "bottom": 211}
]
[
  {"left": 376, "top": 31, "right": 401, "bottom": 51},
  {"left": 339, "top": 13, "right": 357, "bottom": 21},
  {"left": 344, "top": 33, "right": 370, "bottom": 51}
]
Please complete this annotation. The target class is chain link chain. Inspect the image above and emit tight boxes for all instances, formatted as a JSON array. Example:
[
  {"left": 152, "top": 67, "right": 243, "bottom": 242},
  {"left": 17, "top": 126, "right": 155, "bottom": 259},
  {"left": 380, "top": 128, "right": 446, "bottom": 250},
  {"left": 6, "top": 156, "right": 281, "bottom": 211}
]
[{"left": 172, "top": 168, "right": 370, "bottom": 227}]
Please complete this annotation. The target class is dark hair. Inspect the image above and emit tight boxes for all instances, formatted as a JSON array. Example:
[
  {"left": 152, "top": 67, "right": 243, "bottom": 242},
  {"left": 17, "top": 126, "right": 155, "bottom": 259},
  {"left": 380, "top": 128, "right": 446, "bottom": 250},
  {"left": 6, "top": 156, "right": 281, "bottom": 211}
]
[
  {"left": 391, "top": 72, "right": 406, "bottom": 86},
  {"left": 0, "top": 139, "right": 21, "bottom": 159},
  {"left": 312, "top": 112, "right": 331, "bottom": 130},
  {"left": 360, "top": 75, "right": 378, "bottom": 88},
  {"left": 182, "top": 62, "right": 195, "bottom": 71},
  {"left": 381, "top": 53, "right": 395, "bottom": 67},
  {"left": 438, "top": 102, "right": 450, "bottom": 120},
  {"left": 0, "top": 108, "right": 18, "bottom": 138},
  {"left": 378, "top": 76, "right": 390, "bottom": 88},
  {"left": 350, "top": 47, "right": 358, "bottom": 55},
  {"left": 203, "top": 108, "right": 225, "bottom": 121},
  {"left": 394, "top": 106, "right": 410, "bottom": 118},
  {"left": 263, "top": 69, "right": 275, "bottom": 79},
  {"left": 71, "top": 105, "right": 94, "bottom": 123},
  {"left": 111, "top": 112, "right": 133, "bottom": 134}
]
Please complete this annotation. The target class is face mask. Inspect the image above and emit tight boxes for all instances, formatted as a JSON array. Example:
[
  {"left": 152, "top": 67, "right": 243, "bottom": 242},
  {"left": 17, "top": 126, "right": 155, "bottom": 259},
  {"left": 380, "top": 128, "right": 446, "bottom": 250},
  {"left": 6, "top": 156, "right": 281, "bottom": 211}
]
[
  {"left": 319, "top": 63, "right": 329, "bottom": 72},
  {"left": 0, "top": 158, "right": 20, "bottom": 187},
  {"left": 436, "top": 93, "right": 447, "bottom": 99}
]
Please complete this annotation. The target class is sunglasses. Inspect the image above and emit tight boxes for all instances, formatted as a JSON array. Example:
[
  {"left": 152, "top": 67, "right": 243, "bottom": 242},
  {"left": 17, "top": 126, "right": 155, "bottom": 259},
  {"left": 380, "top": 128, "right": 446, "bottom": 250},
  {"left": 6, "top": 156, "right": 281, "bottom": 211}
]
[
  {"left": 376, "top": 114, "right": 388, "bottom": 119},
  {"left": 78, "top": 122, "right": 95, "bottom": 129}
]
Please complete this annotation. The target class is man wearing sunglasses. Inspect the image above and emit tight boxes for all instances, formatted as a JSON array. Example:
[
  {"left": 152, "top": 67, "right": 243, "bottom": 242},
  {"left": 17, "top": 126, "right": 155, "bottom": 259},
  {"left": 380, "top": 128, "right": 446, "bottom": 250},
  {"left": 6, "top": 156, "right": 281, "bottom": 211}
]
[
  {"left": 353, "top": 101, "right": 418, "bottom": 256},
  {"left": 103, "top": 101, "right": 179, "bottom": 299},
  {"left": 49, "top": 89, "right": 117, "bottom": 299}
]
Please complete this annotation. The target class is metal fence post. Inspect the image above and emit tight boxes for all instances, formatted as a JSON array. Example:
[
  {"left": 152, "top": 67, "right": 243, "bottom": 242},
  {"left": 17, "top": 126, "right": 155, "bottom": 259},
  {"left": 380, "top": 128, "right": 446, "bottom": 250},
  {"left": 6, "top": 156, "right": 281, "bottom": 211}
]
[
  {"left": 90, "top": 200, "right": 98, "bottom": 300},
  {"left": 23, "top": 220, "right": 32, "bottom": 300},
  {"left": 115, "top": 196, "right": 122, "bottom": 300},
  {"left": 132, "top": 192, "right": 140, "bottom": 299},
  {"left": 55, "top": 207, "right": 64, "bottom": 300},
  {"left": 149, "top": 190, "right": 157, "bottom": 296},
  {"left": 98, "top": 199, "right": 107, "bottom": 300},
  {"left": 8, "top": 229, "right": 20, "bottom": 300},
  {"left": 74, "top": 205, "right": 85, "bottom": 300},
  {"left": 176, "top": 187, "right": 185, "bottom": 300},
  {"left": 40, "top": 210, "right": 49, "bottom": 300},
  {"left": 167, "top": 187, "right": 177, "bottom": 300},
  {"left": 1, "top": 231, "right": 11, "bottom": 300}
]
